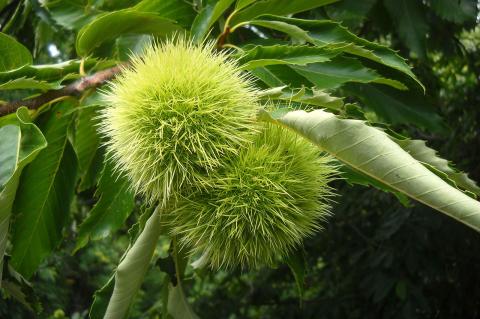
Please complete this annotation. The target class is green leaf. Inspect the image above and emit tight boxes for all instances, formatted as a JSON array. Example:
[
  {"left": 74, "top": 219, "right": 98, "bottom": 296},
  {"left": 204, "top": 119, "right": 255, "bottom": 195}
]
[
  {"left": 76, "top": 9, "right": 184, "bottom": 56},
  {"left": 75, "top": 160, "right": 135, "bottom": 252},
  {"left": 341, "top": 165, "right": 411, "bottom": 207},
  {"left": 345, "top": 84, "right": 446, "bottom": 133},
  {"left": 390, "top": 135, "right": 480, "bottom": 196},
  {"left": 235, "top": 0, "right": 256, "bottom": 11},
  {"left": 0, "top": 77, "right": 62, "bottom": 91},
  {"left": 0, "top": 125, "right": 20, "bottom": 189},
  {"left": 383, "top": 0, "right": 428, "bottom": 59},
  {"left": 261, "top": 109, "right": 480, "bottom": 232},
  {"left": 191, "top": 0, "right": 235, "bottom": 41},
  {"left": 260, "top": 86, "right": 344, "bottom": 110},
  {"left": 285, "top": 248, "right": 306, "bottom": 300},
  {"left": 102, "top": 207, "right": 162, "bottom": 319},
  {"left": 0, "top": 108, "right": 47, "bottom": 285},
  {"left": 44, "top": 0, "right": 102, "bottom": 31},
  {"left": 229, "top": 0, "right": 339, "bottom": 26},
  {"left": 10, "top": 101, "right": 78, "bottom": 278},
  {"left": 167, "top": 283, "right": 199, "bottom": 319},
  {"left": 167, "top": 240, "right": 198, "bottom": 319},
  {"left": 134, "top": 0, "right": 196, "bottom": 27},
  {"left": 431, "top": 0, "right": 477, "bottom": 24},
  {"left": 250, "top": 67, "right": 286, "bottom": 87},
  {"left": 89, "top": 275, "right": 115, "bottom": 319},
  {"left": 238, "top": 44, "right": 341, "bottom": 70},
  {"left": 71, "top": 105, "right": 101, "bottom": 188},
  {"left": 0, "top": 33, "right": 32, "bottom": 72},
  {"left": 325, "top": 0, "right": 376, "bottom": 29},
  {"left": 245, "top": 15, "right": 423, "bottom": 90},
  {"left": 0, "top": 59, "right": 98, "bottom": 83},
  {"left": 291, "top": 56, "right": 407, "bottom": 90}
]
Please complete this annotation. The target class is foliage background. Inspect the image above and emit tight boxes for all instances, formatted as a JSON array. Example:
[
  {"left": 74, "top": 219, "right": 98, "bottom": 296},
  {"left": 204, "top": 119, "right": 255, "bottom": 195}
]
[{"left": 0, "top": 0, "right": 479, "bottom": 318}]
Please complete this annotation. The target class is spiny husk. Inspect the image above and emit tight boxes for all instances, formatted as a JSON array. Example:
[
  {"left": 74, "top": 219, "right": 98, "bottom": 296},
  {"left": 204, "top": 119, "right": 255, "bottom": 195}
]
[
  {"left": 168, "top": 124, "right": 338, "bottom": 269},
  {"left": 99, "top": 38, "right": 259, "bottom": 204}
]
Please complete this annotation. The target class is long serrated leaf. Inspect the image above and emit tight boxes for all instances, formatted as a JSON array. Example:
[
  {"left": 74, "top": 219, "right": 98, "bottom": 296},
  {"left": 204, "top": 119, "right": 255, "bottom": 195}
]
[
  {"left": 75, "top": 160, "right": 135, "bottom": 252},
  {"left": 431, "top": 0, "right": 477, "bottom": 24},
  {"left": 0, "top": 77, "right": 62, "bottom": 91},
  {"left": 390, "top": 136, "right": 480, "bottom": 196},
  {"left": 238, "top": 44, "right": 341, "bottom": 70},
  {"left": 341, "top": 165, "right": 411, "bottom": 207},
  {"left": 0, "top": 109, "right": 47, "bottom": 285},
  {"left": 259, "top": 86, "right": 344, "bottom": 110},
  {"left": 0, "top": 59, "right": 98, "bottom": 83},
  {"left": 261, "top": 109, "right": 480, "bottom": 231},
  {"left": 102, "top": 206, "right": 162, "bottom": 319},
  {"left": 324, "top": 0, "right": 376, "bottom": 29},
  {"left": 291, "top": 56, "right": 407, "bottom": 90},
  {"left": 229, "top": 0, "right": 339, "bottom": 26},
  {"left": 10, "top": 101, "right": 78, "bottom": 278},
  {"left": 244, "top": 15, "right": 423, "bottom": 90},
  {"left": 383, "top": 0, "right": 428, "bottom": 59}
]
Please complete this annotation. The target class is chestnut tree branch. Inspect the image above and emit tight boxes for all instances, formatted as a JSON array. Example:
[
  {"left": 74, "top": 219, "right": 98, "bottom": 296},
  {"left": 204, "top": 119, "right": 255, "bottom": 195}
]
[{"left": 0, "top": 65, "right": 123, "bottom": 117}]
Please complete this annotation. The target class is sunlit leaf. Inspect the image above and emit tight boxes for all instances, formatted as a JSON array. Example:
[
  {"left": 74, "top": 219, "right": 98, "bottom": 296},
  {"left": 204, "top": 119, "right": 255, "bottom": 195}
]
[
  {"left": 245, "top": 15, "right": 423, "bottom": 90},
  {"left": 261, "top": 109, "right": 480, "bottom": 232},
  {"left": 101, "top": 207, "right": 162, "bottom": 319},
  {"left": 191, "top": 0, "right": 235, "bottom": 41},
  {"left": 76, "top": 9, "right": 183, "bottom": 56}
]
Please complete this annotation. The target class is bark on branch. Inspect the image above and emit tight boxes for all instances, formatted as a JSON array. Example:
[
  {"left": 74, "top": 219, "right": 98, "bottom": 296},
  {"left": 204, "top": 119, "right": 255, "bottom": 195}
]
[{"left": 0, "top": 65, "right": 123, "bottom": 117}]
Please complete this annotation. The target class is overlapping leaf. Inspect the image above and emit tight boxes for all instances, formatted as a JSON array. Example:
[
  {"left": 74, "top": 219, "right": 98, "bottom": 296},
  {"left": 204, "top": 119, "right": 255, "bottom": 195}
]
[
  {"left": 0, "top": 59, "right": 98, "bottom": 83},
  {"left": 261, "top": 109, "right": 480, "bottom": 231},
  {"left": 431, "top": 0, "right": 477, "bottom": 24},
  {"left": 75, "top": 160, "right": 135, "bottom": 252},
  {"left": 259, "top": 86, "right": 344, "bottom": 110},
  {"left": 241, "top": 15, "right": 423, "bottom": 90},
  {"left": 229, "top": 0, "right": 339, "bottom": 26},
  {"left": 191, "top": 0, "right": 235, "bottom": 41},
  {"left": 101, "top": 207, "right": 162, "bottom": 319},
  {"left": 76, "top": 9, "right": 183, "bottom": 56},
  {"left": 0, "top": 108, "right": 46, "bottom": 285},
  {"left": 346, "top": 83, "right": 446, "bottom": 133},
  {"left": 0, "top": 77, "right": 62, "bottom": 91},
  {"left": 384, "top": 0, "right": 428, "bottom": 59},
  {"left": 390, "top": 135, "right": 480, "bottom": 196},
  {"left": 10, "top": 101, "right": 78, "bottom": 278},
  {"left": 238, "top": 44, "right": 341, "bottom": 70}
]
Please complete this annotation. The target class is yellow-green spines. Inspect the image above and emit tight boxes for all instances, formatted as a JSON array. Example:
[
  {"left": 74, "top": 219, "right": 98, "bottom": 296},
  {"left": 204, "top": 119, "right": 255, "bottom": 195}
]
[
  {"left": 169, "top": 124, "right": 337, "bottom": 269},
  {"left": 99, "top": 39, "right": 259, "bottom": 203}
]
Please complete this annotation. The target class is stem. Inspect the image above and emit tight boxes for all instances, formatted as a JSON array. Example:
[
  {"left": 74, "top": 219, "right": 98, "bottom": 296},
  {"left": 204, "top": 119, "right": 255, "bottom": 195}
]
[{"left": 0, "top": 65, "right": 124, "bottom": 117}]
